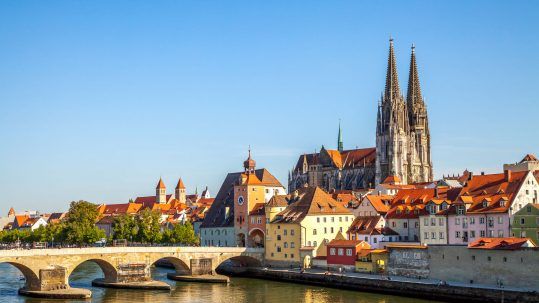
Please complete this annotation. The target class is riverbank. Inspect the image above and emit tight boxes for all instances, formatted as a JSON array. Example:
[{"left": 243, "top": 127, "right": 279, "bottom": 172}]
[{"left": 232, "top": 268, "right": 539, "bottom": 303}]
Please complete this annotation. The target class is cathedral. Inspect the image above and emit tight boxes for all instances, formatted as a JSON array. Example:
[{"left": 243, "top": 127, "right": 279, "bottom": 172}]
[{"left": 288, "top": 39, "right": 433, "bottom": 193}]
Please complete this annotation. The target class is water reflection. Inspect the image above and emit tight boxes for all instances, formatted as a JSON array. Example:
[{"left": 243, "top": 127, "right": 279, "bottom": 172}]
[{"left": 0, "top": 262, "right": 437, "bottom": 303}]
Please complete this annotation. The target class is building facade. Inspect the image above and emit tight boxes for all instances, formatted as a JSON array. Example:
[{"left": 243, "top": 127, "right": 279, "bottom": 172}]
[{"left": 511, "top": 203, "right": 539, "bottom": 245}]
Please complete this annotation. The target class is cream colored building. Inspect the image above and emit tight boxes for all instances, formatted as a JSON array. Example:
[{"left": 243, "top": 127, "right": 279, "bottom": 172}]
[{"left": 265, "top": 187, "right": 355, "bottom": 267}]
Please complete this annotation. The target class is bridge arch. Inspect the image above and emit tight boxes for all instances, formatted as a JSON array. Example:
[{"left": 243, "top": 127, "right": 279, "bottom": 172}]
[
  {"left": 215, "top": 254, "right": 262, "bottom": 270},
  {"left": 68, "top": 258, "right": 118, "bottom": 283},
  {"left": 1, "top": 262, "right": 40, "bottom": 290},
  {"left": 150, "top": 256, "right": 190, "bottom": 275}
]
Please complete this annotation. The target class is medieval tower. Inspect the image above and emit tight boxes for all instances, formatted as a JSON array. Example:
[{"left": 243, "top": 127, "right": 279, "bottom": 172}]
[{"left": 375, "top": 38, "right": 432, "bottom": 185}]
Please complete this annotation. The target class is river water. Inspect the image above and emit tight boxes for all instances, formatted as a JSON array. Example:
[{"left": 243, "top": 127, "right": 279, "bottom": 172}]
[{"left": 0, "top": 262, "right": 440, "bottom": 303}]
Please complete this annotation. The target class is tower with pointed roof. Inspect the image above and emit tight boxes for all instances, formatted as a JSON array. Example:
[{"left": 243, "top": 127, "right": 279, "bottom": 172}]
[
  {"left": 175, "top": 178, "right": 186, "bottom": 204},
  {"left": 376, "top": 38, "right": 410, "bottom": 185},
  {"left": 406, "top": 44, "right": 433, "bottom": 183},
  {"left": 337, "top": 120, "right": 344, "bottom": 152},
  {"left": 244, "top": 147, "right": 256, "bottom": 174},
  {"left": 156, "top": 178, "right": 167, "bottom": 204}
]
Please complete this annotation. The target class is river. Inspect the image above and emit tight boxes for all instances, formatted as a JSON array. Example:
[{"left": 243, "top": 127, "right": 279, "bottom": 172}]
[{"left": 0, "top": 262, "right": 441, "bottom": 303}]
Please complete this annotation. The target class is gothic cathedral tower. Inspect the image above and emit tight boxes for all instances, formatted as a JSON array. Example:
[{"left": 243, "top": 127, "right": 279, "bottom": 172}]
[
  {"left": 376, "top": 38, "right": 410, "bottom": 185},
  {"left": 375, "top": 39, "right": 433, "bottom": 185},
  {"left": 406, "top": 45, "right": 433, "bottom": 183}
]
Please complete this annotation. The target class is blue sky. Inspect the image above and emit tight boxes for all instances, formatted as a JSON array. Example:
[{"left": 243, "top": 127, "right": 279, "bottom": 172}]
[{"left": 1, "top": 1, "right": 538, "bottom": 212}]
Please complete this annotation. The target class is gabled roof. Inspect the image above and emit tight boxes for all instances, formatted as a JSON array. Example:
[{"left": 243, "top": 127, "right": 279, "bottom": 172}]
[
  {"left": 249, "top": 203, "right": 265, "bottom": 216},
  {"left": 382, "top": 175, "right": 401, "bottom": 185},
  {"left": 100, "top": 203, "right": 142, "bottom": 215},
  {"left": 328, "top": 239, "right": 366, "bottom": 248},
  {"left": 267, "top": 195, "right": 289, "bottom": 208},
  {"left": 134, "top": 194, "right": 173, "bottom": 209},
  {"left": 457, "top": 171, "right": 528, "bottom": 214},
  {"left": 363, "top": 195, "right": 393, "bottom": 214},
  {"left": 520, "top": 154, "right": 538, "bottom": 162},
  {"left": 271, "top": 187, "right": 352, "bottom": 224},
  {"left": 14, "top": 215, "right": 29, "bottom": 227},
  {"left": 347, "top": 216, "right": 383, "bottom": 235},
  {"left": 468, "top": 237, "right": 535, "bottom": 250}
]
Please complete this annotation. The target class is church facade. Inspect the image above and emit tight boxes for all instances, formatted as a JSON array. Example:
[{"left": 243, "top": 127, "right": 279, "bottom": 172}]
[{"left": 289, "top": 39, "right": 433, "bottom": 193}]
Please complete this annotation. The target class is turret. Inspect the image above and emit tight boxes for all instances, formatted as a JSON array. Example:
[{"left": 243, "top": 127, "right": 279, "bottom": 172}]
[
  {"left": 156, "top": 178, "right": 167, "bottom": 204},
  {"left": 175, "top": 178, "right": 186, "bottom": 203}
]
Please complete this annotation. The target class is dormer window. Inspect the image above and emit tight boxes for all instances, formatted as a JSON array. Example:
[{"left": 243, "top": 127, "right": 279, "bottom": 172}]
[
  {"left": 483, "top": 201, "right": 488, "bottom": 208},
  {"left": 500, "top": 199, "right": 506, "bottom": 207}
]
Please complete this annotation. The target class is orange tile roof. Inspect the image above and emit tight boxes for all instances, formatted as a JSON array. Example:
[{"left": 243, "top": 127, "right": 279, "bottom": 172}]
[
  {"left": 101, "top": 203, "right": 142, "bottom": 215},
  {"left": 134, "top": 194, "right": 172, "bottom": 208},
  {"left": 176, "top": 178, "right": 185, "bottom": 189},
  {"left": 249, "top": 203, "right": 266, "bottom": 216},
  {"left": 14, "top": 215, "right": 29, "bottom": 227},
  {"left": 382, "top": 175, "right": 401, "bottom": 184},
  {"left": 272, "top": 187, "right": 351, "bottom": 223},
  {"left": 457, "top": 171, "right": 528, "bottom": 214},
  {"left": 468, "top": 237, "right": 534, "bottom": 250},
  {"left": 156, "top": 178, "right": 166, "bottom": 189},
  {"left": 364, "top": 195, "right": 393, "bottom": 214},
  {"left": 328, "top": 239, "right": 365, "bottom": 248},
  {"left": 241, "top": 173, "right": 262, "bottom": 185}
]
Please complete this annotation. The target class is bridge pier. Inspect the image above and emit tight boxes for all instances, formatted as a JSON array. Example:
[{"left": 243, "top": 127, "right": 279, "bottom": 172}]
[
  {"left": 91, "top": 262, "right": 170, "bottom": 290},
  {"left": 166, "top": 257, "right": 230, "bottom": 283},
  {"left": 18, "top": 266, "right": 91, "bottom": 299}
]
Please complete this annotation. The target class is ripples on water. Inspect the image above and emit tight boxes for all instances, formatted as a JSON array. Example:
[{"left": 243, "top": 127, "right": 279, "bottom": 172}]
[{"left": 0, "top": 262, "right": 438, "bottom": 303}]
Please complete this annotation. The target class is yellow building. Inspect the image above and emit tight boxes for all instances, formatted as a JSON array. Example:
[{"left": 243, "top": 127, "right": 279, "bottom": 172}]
[
  {"left": 355, "top": 249, "right": 389, "bottom": 273},
  {"left": 265, "top": 186, "right": 355, "bottom": 267}
]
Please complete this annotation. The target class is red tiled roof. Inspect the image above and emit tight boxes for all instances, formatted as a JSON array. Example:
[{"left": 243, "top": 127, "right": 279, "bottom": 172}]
[
  {"left": 156, "top": 178, "right": 166, "bottom": 189},
  {"left": 363, "top": 195, "right": 393, "bottom": 214},
  {"left": 328, "top": 239, "right": 365, "bottom": 248},
  {"left": 521, "top": 154, "right": 538, "bottom": 162},
  {"left": 383, "top": 175, "right": 401, "bottom": 184},
  {"left": 100, "top": 203, "right": 142, "bottom": 215},
  {"left": 134, "top": 195, "right": 173, "bottom": 208},
  {"left": 468, "top": 237, "right": 534, "bottom": 250},
  {"left": 176, "top": 178, "right": 185, "bottom": 189},
  {"left": 249, "top": 203, "right": 265, "bottom": 216}
]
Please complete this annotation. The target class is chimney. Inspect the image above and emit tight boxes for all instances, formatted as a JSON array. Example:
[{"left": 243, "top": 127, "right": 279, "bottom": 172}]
[
  {"left": 481, "top": 171, "right": 485, "bottom": 175},
  {"left": 434, "top": 187, "right": 439, "bottom": 198},
  {"left": 504, "top": 169, "right": 512, "bottom": 182},
  {"left": 468, "top": 171, "right": 473, "bottom": 181}
]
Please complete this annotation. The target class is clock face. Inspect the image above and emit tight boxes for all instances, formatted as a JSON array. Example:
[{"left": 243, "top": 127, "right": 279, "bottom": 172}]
[{"left": 238, "top": 196, "right": 244, "bottom": 205}]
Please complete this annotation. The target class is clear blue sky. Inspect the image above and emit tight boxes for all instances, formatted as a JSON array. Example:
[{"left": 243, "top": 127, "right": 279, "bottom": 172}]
[{"left": 1, "top": 1, "right": 538, "bottom": 212}]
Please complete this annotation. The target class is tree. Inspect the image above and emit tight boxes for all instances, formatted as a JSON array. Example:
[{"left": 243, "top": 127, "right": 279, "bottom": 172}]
[
  {"left": 64, "top": 200, "right": 105, "bottom": 245},
  {"left": 112, "top": 214, "right": 138, "bottom": 241},
  {"left": 162, "top": 221, "right": 199, "bottom": 245},
  {"left": 136, "top": 208, "right": 162, "bottom": 244}
]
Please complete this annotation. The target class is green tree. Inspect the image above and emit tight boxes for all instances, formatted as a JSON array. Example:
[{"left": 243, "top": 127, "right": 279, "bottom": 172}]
[
  {"left": 162, "top": 221, "right": 199, "bottom": 245},
  {"left": 136, "top": 208, "right": 162, "bottom": 244},
  {"left": 64, "top": 200, "right": 105, "bottom": 245},
  {"left": 112, "top": 214, "right": 138, "bottom": 241}
]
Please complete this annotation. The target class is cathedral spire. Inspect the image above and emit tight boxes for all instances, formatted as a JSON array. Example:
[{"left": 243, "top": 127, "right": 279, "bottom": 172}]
[
  {"left": 337, "top": 119, "right": 343, "bottom": 152},
  {"left": 385, "top": 37, "right": 401, "bottom": 101},
  {"left": 406, "top": 43, "right": 423, "bottom": 107}
]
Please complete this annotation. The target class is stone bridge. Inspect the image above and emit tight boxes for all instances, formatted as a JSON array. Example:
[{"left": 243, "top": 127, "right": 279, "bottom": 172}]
[{"left": 0, "top": 246, "right": 264, "bottom": 298}]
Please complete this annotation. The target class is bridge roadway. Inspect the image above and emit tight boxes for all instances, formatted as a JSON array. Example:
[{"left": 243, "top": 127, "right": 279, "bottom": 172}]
[{"left": 0, "top": 246, "right": 264, "bottom": 298}]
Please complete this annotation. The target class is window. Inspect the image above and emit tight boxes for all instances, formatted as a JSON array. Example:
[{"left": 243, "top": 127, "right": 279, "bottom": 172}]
[
  {"left": 439, "top": 218, "right": 444, "bottom": 226},
  {"left": 338, "top": 248, "right": 344, "bottom": 256},
  {"left": 498, "top": 230, "right": 504, "bottom": 237},
  {"left": 323, "top": 217, "right": 327, "bottom": 223},
  {"left": 470, "top": 231, "right": 476, "bottom": 238},
  {"left": 487, "top": 256, "right": 491, "bottom": 261},
  {"left": 456, "top": 231, "right": 461, "bottom": 238},
  {"left": 439, "top": 232, "right": 444, "bottom": 239},
  {"left": 313, "top": 229, "right": 317, "bottom": 235},
  {"left": 480, "top": 230, "right": 486, "bottom": 237},
  {"left": 431, "top": 232, "right": 436, "bottom": 239},
  {"left": 290, "top": 229, "right": 295, "bottom": 236},
  {"left": 521, "top": 218, "right": 525, "bottom": 225},
  {"left": 503, "top": 257, "right": 507, "bottom": 262},
  {"left": 431, "top": 218, "right": 436, "bottom": 226},
  {"left": 284, "top": 254, "right": 287, "bottom": 258},
  {"left": 455, "top": 218, "right": 460, "bottom": 225},
  {"left": 291, "top": 254, "right": 294, "bottom": 259},
  {"left": 480, "top": 217, "right": 485, "bottom": 224},
  {"left": 313, "top": 241, "right": 317, "bottom": 247},
  {"left": 345, "top": 216, "right": 349, "bottom": 222},
  {"left": 424, "top": 218, "right": 429, "bottom": 226},
  {"left": 415, "top": 222, "right": 419, "bottom": 228},
  {"left": 284, "top": 242, "right": 288, "bottom": 248},
  {"left": 346, "top": 249, "right": 353, "bottom": 256},
  {"left": 324, "top": 227, "right": 327, "bottom": 234},
  {"left": 277, "top": 246, "right": 281, "bottom": 252},
  {"left": 373, "top": 238, "right": 377, "bottom": 243},
  {"left": 339, "top": 217, "right": 342, "bottom": 222},
  {"left": 403, "top": 222, "right": 408, "bottom": 228},
  {"left": 472, "top": 255, "right": 475, "bottom": 261},
  {"left": 284, "top": 229, "right": 287, "bottom": 236},
  {"left": 330, "top": 248, "right": 336, "bottom": 255},
  {"left": 330, "top": 227, "right": 334, "bottom": 233},
  {"left": 331, "top": 217, "right": 335, "bottom": 222},
  {"left": 392, "top": 222, "right": 396, "bottom": 227},
  {"left": 291, "top": 242, "right": 295, "bottom": 248},
  {"left": 317, "top": 218, "right": 320, "bottom": 223},
  {"left": 424, "top": 232, "right": 429, "bottom": 239},
  {"left": 498, "top": 217, "right": 503, "bottom": 224}
]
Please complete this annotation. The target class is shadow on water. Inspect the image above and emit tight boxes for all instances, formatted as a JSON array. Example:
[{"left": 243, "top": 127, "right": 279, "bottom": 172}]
[{"left": 0, "top": 263, "right": 441, "bottom": 303}]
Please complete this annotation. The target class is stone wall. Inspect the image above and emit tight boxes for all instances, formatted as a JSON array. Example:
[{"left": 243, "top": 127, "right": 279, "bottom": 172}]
[
  {"left": 39, "top": 267, "right": 67, "bottom": 291},
  {"left": 387, "top": 247, "right": 429, "bottom": 278},
  {"left": 428, "top": 245, "right": 539, "bottom": 290}
]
